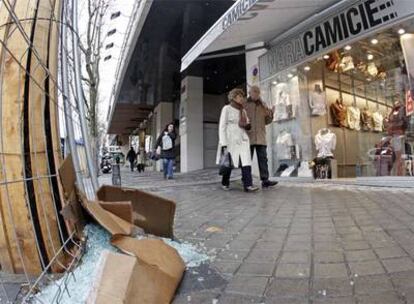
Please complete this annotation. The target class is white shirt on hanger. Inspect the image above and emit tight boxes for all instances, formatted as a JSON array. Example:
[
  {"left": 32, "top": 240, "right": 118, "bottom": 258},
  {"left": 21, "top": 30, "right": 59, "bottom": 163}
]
[
  {"left": 372, "top": 111, "right": 384, "bottom": 132},
  {"left": 347, "top": 106, "right": 361, "bottom": 130},
  {"left": 315, "top": 129, "right": 337, "bottom": 158},
  {"left": 276, "top": 131, "right": 294, "bottom": 160},
  {"left": 309, "top": 91, "right": 327, "bottom": 116}
]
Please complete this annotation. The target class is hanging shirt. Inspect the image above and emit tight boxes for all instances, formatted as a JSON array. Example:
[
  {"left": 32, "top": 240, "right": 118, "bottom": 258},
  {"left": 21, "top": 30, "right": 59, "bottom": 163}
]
[
  {"left": 315, "top": 130, "right": 337, "bottom": 158},
  {"left": 275, "top": 91, "right": 291, "bottom": 121},
  {"left": 372, "top": 111, "right": 384, "bottom": 132},
  {"left": 309, "top": 91, "right": 327, "bottom": 116},
  {"left": 276, "top": 132, "right": 293, "bottom": 160},
  {"left": 347, "top": 106, "right": 361, "bottom": 131},
  {"left": 361, "top": 109, "right": 373, "bottom": 131}
]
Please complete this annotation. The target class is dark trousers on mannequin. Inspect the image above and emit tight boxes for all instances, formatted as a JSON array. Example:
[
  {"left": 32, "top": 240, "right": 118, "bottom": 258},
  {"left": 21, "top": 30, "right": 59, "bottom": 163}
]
[
  {"left": 250, "top": 145, "right": 269, "bottom": 181},
  {"left": 221, "top": 156, "right": 253, "bottom": 188}
]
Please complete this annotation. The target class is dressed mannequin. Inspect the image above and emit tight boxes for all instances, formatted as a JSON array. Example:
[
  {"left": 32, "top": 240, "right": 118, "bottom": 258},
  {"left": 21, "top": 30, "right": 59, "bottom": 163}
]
[
  {"left": 275, "top": 89, "right": 292, "bottom": 121},
  {"left": 374, "top": 137, "right": 395, "bottom": 176},
  {"left": 330, "top": 99, "right": 347, "bottom": 128},
  {"left": 313, "top": 128, "right": 337, "bottom": 179},
  {"left": 361, "top": 107, "right": 373, "bottom": 131},
  {"left": 315, "top": 128, "right": 337, "bottom": 158},
  {"left": 309, "top": 84, "right": 327, "bottom": 116},
  {"left": 347, "top": 106, "right": 361, "bottom": 131},
  {"left": 276, "top": 130, "right": 294, "bottom": 160},
  {"left": 387, "top": 100, "right": 408, "bottom": 176}
]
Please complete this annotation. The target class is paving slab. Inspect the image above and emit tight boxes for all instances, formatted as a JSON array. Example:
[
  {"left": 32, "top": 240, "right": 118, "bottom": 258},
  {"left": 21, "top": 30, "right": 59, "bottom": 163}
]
[{"left": 100, "top": 169, "right": 414, "bottom": 303}]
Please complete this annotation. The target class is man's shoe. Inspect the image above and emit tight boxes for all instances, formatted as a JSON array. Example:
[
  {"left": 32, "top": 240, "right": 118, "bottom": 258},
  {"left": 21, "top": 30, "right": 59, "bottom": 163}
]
[
  {"left": 221, "top": 185, "right": 230, "bottom": 191},
  {"left": 244, "top": 186, "right": 259, "bottom": 192},
  {"left": 262, "top": 180, "right": 278, "bottom": 188}
]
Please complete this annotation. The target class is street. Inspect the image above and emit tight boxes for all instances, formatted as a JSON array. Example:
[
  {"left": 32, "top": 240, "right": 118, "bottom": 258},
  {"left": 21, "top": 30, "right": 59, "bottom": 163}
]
[{"left": 101, "top": 169, "right": 414, "bottom": 304}]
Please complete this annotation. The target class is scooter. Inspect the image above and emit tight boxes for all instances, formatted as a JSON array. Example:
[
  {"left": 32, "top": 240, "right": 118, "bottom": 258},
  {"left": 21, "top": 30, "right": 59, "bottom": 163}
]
[{"left": 101, "top": 158, "right": 112, "bottom": 174}]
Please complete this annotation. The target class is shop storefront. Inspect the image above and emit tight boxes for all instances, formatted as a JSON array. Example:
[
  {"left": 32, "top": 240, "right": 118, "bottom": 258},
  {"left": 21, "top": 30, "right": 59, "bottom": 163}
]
[
  {"left": 181, "top": 0, "right": 414, "bottom": 184},
  {"left": 258, "top": 0, "right": 414, "bottom": 181}
]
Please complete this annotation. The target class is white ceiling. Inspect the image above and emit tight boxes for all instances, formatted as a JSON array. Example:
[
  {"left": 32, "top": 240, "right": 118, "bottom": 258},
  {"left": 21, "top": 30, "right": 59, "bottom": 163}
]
[
  {"left": 181, "top": 0, "right": 343, "bottom": 71},
  {"left": 205, "top": 0, "right": 342, "bottom": 53}
]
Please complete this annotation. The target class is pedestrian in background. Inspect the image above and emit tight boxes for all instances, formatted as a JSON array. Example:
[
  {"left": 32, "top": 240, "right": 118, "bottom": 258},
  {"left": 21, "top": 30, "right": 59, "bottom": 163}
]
[
  {"left": 217, "top": 88, "right": 259, "bottom": 192},
  {"left": 155, "top": 123, "right": 177, "bottom": 179},
  {"left": 137, "top": 148, "right": 146, "bottom": 173},
  {"left": 245, "top": 85, "right": 278, "bottom": 188},
  {"left": 126, "top": 146, "right": 137, "bottom": 172}
]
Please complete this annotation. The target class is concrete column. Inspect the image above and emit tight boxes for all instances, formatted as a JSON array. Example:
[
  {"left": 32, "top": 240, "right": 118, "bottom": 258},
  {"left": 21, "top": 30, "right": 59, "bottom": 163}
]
[
  {"left": 180, "top": 76, "right": 204, "bottom": 173},
  {"left": 154, "top": 102, "right": 173, "bottom": 171}
]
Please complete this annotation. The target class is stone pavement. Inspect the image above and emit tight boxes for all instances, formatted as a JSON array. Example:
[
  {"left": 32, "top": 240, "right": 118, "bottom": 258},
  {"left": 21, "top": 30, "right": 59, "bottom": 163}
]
[{"left": 103, "top": 168, "right": 414, "bottom": 304}]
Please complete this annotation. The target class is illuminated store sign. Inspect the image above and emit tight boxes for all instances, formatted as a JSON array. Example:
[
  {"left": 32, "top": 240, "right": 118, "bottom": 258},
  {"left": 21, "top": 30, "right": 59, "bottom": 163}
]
[{"left": 260, "top": 0, "right": 414, "bottom": 80}]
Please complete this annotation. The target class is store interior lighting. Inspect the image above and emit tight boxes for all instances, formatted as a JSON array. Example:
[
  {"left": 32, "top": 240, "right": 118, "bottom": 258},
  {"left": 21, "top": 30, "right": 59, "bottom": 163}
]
[
  {"left": 371, "top": 38, "right": 378, "bottom": 45},
  {"left": 398, "top": 28, "right": 406, "bottom": 35},
  {"left": 344, "top": 45, "right": 352, "bottom": 51},
  {"left": 304, "top": 66, "right": 311, "bottom": 71},
  {"left": 367, "top": 54, "right": 374, "bottom": 60},
  {"left": 323, "top": 54, "right": 330, "bottom": 60}
]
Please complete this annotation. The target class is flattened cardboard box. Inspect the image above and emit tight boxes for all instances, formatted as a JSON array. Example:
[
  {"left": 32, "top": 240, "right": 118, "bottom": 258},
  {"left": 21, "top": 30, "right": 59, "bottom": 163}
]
[
  {"left": 87, "top": 251, "right": 141, "bottom": 304},
  {"left": 99, "top": 200, "right": 133, "bottom": 223},
  {"left": 80, "top": 197, "right": 135, "bottom": 236},
  {"left": 97, "top": 185, "right": 176, "bottom": 238},
  {"left": 88, "top": 238, "right": 185, "bottom": 304}
]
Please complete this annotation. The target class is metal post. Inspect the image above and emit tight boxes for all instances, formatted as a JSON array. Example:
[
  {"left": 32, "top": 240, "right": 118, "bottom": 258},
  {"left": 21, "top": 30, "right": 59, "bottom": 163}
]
[
  {"left": 71, "top": 0, "right": 99, "bottom": 192},
  {"left": 60, "top": 0, "right": 85, "bottom": 193}
]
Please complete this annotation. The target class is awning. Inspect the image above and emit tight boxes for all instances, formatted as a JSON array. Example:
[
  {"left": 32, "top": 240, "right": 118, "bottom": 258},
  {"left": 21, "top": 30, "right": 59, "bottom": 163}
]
[{"left": 181, "top": 0, "right": 342, "bottom": 72}]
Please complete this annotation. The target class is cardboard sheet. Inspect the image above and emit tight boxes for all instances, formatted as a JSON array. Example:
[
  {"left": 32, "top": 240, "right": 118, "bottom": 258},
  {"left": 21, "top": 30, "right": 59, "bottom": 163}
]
[
  {"left": 60, "top": 190, "right": 85, "bottom": 235},
  {"left": 58, "top": 154, "right": 76, "bottom": 198},
  {"left": 110, "top": 236, "right": 185, "bottom": 304},
  {"left": 99, "top": 200, "right": 133, "bottom": 223},
  {"left": 87, "top": 251, "right": 141, "bottom": 304},
  {"left": 97, "top": 185, "right": 176, "bottom": 238},
  {"left": 80, "top": 197, "right": 135, "bottom": 236}
]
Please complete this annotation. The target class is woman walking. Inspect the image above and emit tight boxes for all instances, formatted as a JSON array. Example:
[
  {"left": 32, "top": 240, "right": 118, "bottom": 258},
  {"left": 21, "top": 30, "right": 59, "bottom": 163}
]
[
  {"left": 155, "top": 123, "right": 177, "bottom": 179},
  {"left": 217, "top": 88, "right": 259, "bottom": 192}
]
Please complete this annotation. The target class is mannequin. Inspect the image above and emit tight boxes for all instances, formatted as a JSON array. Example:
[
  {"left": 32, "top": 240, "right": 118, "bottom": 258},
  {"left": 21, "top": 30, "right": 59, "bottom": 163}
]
[
  {"left": 330, "top": 99, "right": 347, "bottom": 128},
  {"left": 361, "top": 107, "right": 373, "bottom": 131},
  {"left": 374, "top": 137, "right": 395, "bottom": 176},
  {"left": 276, "top": 130, "right": 294, "bottom": 160},
  {"left": 275, "top": 88, "right": 292, "bottom": 121},
  {"left": 387, "top": 100, "right": 407, "bottom": 176},
  {"left": 309, "top": 84, "right": 327, "bottom": 116},
  {"left": 315, "top": 128, "right": 337, "bottom": 158},
  {"left": 313, "top": 128, "right": 337, "bottom": 179}
]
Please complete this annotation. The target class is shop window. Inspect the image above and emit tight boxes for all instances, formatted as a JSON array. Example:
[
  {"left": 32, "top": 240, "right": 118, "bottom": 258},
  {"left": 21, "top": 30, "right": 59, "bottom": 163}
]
[{"left": 263, "top": 20, "right": 414, "bottom": 179}]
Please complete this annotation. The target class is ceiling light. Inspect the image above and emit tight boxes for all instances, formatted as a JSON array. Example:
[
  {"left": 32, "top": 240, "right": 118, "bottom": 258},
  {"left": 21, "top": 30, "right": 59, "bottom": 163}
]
[
  {"left": 344, "top": 45, "right": 352, "bottom": 51},
  {"left": 371, "top": 38, "right": 378, "bottom": 45},
  {"left": 272, "top": 81, "right": 277, "bottom": 85},
  {"left": 323, "top": 54, "right": 330, "bottom": 60},
  {"left": 287, "top": 73, "right": 293, "bottom": 78},
  {"left": 367, "top": 54, "right": 374, "bottom": 60},
  {"left": 304, "top": 66, "right": 311, "bottom": 71},
  {"left": 398, "top": 28, "right": 406, "bottom": 35},
  {"left": 366, "top": 77, "right": 372, "bottom": 82}
]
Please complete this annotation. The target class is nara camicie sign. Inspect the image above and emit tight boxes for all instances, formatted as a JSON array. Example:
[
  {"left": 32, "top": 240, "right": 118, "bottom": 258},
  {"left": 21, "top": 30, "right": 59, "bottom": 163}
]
[{"left": 259, "top": 0, "right": 414, "bottom": 80}]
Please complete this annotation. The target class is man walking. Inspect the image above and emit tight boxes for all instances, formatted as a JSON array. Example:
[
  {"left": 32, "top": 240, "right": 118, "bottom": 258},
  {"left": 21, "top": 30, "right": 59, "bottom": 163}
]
[
  {"left": 126, "top": 146, "right": 137, "bottom": 172},
  {"left": 245, "top": 85, "right": 278, "bottom": 188}
]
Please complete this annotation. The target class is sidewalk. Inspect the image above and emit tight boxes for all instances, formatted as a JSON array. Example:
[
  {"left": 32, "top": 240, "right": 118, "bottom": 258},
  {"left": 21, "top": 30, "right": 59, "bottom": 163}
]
[{"left": 102, "top": 169, "right": 414, "bottom": 304}]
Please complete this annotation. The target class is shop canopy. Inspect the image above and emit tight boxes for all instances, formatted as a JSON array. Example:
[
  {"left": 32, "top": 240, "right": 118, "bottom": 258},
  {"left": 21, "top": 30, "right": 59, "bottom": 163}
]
[{"left": 181, "top": 0, "right": 342, "bottom": 72}]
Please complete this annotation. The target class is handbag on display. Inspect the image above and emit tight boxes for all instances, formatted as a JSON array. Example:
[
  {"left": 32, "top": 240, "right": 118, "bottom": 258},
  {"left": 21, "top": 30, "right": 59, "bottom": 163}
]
[{"left": 219, "top": 150, "right": 233, "bottom": 176}]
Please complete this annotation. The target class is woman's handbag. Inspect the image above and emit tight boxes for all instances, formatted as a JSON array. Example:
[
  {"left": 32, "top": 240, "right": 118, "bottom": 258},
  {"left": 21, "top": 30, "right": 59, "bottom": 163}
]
[{"left": 219, "top": 150, "right": 233, "bottom": 176}]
